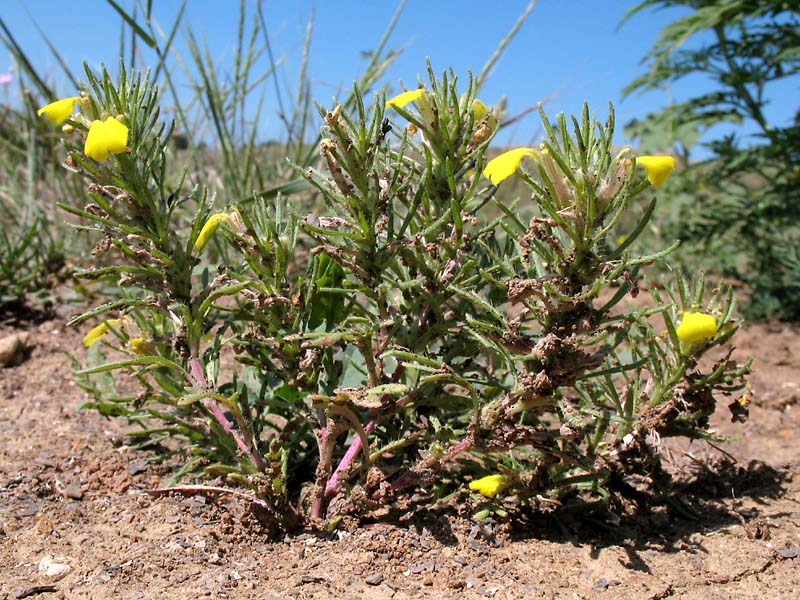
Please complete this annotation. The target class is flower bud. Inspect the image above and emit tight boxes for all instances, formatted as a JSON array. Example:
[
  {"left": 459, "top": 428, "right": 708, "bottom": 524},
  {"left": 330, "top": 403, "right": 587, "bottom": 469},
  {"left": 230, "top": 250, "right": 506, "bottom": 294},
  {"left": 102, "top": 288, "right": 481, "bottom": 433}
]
[
  {"left": 597, "top": 157, "right": 632, "bottom": 206},
  {"left": 195, "top": 213, "right": 232, "bottom": 252},
  {"left": 540, "top": 147, "right": 572, "bottom": 208}
]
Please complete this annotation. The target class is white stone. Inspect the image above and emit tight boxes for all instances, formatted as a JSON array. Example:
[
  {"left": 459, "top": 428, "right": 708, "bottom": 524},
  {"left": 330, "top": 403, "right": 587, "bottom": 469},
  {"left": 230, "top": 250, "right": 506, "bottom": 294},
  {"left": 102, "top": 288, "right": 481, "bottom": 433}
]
[{"left": 38, "top": 555, "right": 71, "bottom": 578}]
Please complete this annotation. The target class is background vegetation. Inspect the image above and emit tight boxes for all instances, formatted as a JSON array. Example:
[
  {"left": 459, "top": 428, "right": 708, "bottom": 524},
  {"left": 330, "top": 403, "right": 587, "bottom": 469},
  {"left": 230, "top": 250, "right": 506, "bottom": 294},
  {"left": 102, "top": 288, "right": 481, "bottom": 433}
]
[
  {"left": 0, "top": 0, "right": 415, "bottom": 316},
  {"left": 622, "top": 0, "right": 800, "bottom": 319}
]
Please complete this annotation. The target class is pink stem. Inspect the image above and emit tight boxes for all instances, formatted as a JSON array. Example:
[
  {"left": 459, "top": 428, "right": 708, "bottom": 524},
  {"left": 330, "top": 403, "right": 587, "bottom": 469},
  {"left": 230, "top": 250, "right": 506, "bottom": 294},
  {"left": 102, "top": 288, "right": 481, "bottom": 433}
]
[
  {"left": 190, "top": 357, "right": 263, "bottom": 471},
  {"left": 325, "top": 420, "right": 376, "bottom": 497},
  {"left": 325, "top": 393, "right": 414, "bottom": 498},
  {"left": 442, "top": 436, "right": 471, "bottom": 462},
  {"left": 189, "top": 356, "right": 205, "bottom": 384}
]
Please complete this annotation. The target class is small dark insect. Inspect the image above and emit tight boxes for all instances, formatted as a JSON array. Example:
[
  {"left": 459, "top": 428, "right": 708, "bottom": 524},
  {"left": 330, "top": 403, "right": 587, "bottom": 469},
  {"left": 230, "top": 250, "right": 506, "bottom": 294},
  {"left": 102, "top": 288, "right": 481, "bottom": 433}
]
[
  {"left": 728, "top": 386, "right": 751, "bottom": 423},
  {"left": 378, "top": 117, "right": 392, "bottom": 143}
]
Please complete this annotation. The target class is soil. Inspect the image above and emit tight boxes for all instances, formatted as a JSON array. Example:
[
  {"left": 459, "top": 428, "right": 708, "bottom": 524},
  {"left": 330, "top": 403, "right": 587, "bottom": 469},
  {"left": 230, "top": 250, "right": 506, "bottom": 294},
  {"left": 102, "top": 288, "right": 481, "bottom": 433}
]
[{"left": 2, "top": 315, "right": 800, "bottom": 600}]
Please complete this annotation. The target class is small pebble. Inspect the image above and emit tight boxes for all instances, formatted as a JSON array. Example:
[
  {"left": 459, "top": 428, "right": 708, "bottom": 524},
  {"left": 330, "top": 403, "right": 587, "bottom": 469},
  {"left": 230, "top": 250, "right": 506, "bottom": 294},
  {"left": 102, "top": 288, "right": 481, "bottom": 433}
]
[
  {"left": 19, "top": 503, "right": 39, "bottom": 517},
  {"left": 38, "top": 555, "right": 70, "bottom": 578},
  {"left": 62, "top": 482, "right": 83, "bottom": 500},
  {"left": 777, "top": 545, "right": 800, "bottom": 559},
  {"left": 0, "top": 333, "right": 28, "bottom": 368},
  {"left": 592, "top": 577, "right": 621, "bottom": 593},
  {"left": 127, "top": 460, "right": 149, "bottom": 475}
]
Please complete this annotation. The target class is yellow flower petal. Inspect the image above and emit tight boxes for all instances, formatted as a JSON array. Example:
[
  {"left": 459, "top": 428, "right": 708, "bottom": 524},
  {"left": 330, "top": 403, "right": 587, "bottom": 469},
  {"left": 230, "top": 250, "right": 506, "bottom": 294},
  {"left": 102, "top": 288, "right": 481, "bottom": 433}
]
[
  {"left": 84, "top": 117, "right": 129, "bottom": 161},
  {"left": 101, "top": 117, "right": 129, "bottom": 153},
  {"left": 385, "top": 89, "right": 425, "bottom": 110},
  {"left": 482, "top": 148, "right": 538, "bottom": 186},
  {"left": 636, "top": 155, "right": 676, "bottom": 188},
  {"left": 468, "top": 474, "right": 509, "bottom": 499},
  {"left": 83, "top": 318, "right": 124, "bottom": 348},
  {"left": 37, "top": 96, "right": 81, "bottom": 125},
  {"left": 676, "top": 312, "right": 717, "bottom": 345},
  {"left": 194, "top": 213, "right": 232, "bottom": 252},
  {"left": 128, "top": 337, "right": 150, "bottom": 355}
]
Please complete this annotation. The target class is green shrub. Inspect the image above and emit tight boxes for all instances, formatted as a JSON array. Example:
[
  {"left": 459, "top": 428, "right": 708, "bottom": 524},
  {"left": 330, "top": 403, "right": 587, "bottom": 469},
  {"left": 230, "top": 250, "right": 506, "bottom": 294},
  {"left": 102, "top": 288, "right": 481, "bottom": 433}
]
[{"left": 48, "top": 63, "right": 751, "bottom": 532}]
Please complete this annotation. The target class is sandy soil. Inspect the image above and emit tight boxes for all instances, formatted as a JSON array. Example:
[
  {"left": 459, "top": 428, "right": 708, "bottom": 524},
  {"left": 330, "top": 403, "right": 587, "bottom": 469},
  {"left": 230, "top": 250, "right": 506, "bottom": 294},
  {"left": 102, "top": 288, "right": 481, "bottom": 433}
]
[{"left": 1, "top": 316, "right": 799, "bottom": 599}]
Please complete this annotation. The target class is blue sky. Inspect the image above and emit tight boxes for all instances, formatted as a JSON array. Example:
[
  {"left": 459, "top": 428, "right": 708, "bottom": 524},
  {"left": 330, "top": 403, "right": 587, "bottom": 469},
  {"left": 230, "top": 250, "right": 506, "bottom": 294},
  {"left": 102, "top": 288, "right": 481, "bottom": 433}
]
[{"left": 2, "top": 1, "right": 796, "bottom": 153}]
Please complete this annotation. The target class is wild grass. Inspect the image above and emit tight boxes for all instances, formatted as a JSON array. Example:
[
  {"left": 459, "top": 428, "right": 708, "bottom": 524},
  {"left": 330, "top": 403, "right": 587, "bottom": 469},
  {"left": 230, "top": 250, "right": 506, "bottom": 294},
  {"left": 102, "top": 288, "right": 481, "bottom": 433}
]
[{"left": 0, "top": 0, "right": 536, "bottom": 314}]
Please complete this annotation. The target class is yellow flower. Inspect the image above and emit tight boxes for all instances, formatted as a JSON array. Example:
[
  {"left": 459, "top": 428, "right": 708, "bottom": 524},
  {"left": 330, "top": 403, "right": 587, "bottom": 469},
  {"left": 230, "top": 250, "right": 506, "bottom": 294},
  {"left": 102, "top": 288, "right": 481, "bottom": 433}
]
[
  {"left": 676, "top": 312, "right": 717, "bottom": 345},
  {"left": 83, "top": 318, "right": 124, "bottom": 348},
  {"left": 482, "top": 148, "right": 538, "bottom": 186},
  {"left": 194, "top": 213, "right": 231, "bottom": 252},
  {"left": 636, "top": 155, "right": 676, "bottom": 188},
  {"left": 468, "top": 474, "right": 509, "bottom": 499},
  {"left": 84, "top": 117, "right": 129, "bottom": 161},
  {"left": 385, "top": 89, "right": 425, "bottom": 110},
  {"left": 37, "top": 97, "right": 81, "bottom": 125},
  {"left": 128, "top": 337, "right": 150, "bottom": 355}
]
